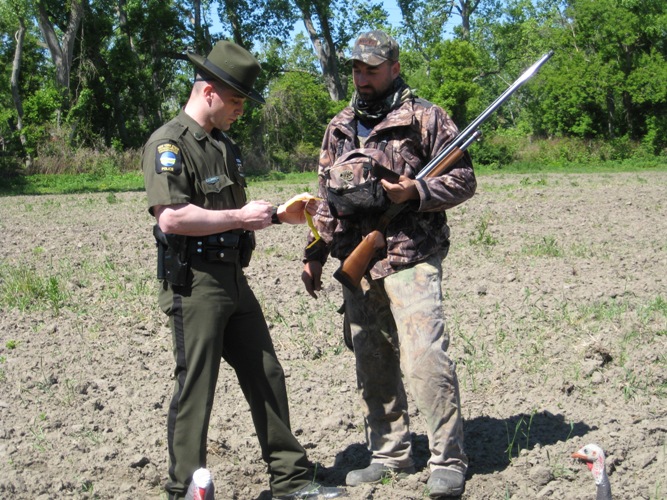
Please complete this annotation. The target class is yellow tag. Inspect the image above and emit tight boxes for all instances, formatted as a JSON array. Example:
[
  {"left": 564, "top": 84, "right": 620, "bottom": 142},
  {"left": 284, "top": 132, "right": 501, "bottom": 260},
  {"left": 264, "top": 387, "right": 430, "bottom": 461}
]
[
  {"left": 285, "top": 194, "right": 322, "bottom": 249},
  {"left": 306, "top": 212, "right": 321, "bottom": 249},
  {"left": 284, "top": 193, "right": 320, "bottom": 208}
]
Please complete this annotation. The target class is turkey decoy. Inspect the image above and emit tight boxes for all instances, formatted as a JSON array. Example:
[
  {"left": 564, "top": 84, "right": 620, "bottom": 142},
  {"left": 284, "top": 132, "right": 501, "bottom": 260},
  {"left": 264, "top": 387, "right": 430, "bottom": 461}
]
[{"left": 572, "top": 443, "right": 612, "bottom": 500}]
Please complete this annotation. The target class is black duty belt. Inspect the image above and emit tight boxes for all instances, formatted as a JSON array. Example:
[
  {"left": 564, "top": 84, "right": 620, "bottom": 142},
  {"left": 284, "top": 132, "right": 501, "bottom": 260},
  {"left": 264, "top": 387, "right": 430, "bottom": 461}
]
[{"left": 188, "top": 232, "right": 241, "bottom": 263}]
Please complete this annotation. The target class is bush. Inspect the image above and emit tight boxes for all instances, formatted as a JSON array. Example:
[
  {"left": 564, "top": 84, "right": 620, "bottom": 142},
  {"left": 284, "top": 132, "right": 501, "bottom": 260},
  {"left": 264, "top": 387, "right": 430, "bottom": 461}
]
[
  {"left": 0, "top": 154, "right": 23, "bottom": 177},
  {"left": 26, "top": 124, "right": 141, "bottom": 175},
  {"left": 469, "top": 136, "right": 518, "bottom": 168},
  {"left": 469, "top": 134, "right": 666, "bottom": 171}
]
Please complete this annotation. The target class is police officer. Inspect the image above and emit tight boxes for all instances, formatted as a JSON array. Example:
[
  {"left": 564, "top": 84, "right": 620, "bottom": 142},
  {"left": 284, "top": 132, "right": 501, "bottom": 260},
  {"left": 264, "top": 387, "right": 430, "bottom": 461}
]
[
  {"left": 142, "top": 41, "right": 345, "bottom": 500},
  {"left": 302, "top": 30, "right": 476, "bottom": 497}
]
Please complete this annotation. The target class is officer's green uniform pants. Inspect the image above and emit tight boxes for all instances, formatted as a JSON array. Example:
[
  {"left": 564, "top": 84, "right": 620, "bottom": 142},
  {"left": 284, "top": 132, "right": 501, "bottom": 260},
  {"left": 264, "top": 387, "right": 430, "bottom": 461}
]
[{"left": 159, "top": 258, "right": 310, "bottom": 498}]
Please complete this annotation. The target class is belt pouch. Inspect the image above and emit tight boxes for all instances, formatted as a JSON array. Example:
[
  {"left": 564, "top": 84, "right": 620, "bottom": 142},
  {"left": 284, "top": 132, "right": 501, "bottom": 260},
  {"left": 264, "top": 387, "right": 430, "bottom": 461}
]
[
  {"left": 204, "top": 248, "right": 240, "bottom": 263},
  {"left": 205, "top": 233, "right": 240, "bottom": 247}
]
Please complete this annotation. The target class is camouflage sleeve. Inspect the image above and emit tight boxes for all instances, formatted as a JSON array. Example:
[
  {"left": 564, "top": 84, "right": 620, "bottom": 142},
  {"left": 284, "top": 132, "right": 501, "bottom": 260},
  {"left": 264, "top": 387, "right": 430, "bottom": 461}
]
[
  {"left": 414, "top": 105, "right": 477, "bottom": 212},
  {"left": 303, "top": 127, "right": 338, "bottom": 264}
]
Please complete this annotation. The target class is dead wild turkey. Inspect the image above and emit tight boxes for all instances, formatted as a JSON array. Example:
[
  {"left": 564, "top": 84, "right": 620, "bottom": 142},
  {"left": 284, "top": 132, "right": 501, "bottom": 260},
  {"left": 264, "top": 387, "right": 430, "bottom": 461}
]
[{"left": 572, "top": 443, "right": 612, "bottom": 500}]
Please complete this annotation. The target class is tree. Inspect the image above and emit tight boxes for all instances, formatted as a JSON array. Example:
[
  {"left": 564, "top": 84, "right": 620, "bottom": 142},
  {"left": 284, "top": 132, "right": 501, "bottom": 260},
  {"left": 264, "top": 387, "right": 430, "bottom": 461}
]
[
  {"left": 216, "top": 0, "right": 296, "bottom": 48},
  {"left": 1, "top": 0, "right": 58, "bottom": 163},
  {"left": 261, "top": 69, "right": 333, "bottom": 171},
  {"left": 0, "top": 0, "right": 663, "bottom": 172},
  {"left": 397, "top": 0, "right": 451, "bottom": 66},
  {"left": 470, "top": 0, "right": 571, "bottom": 135},
  {"left": 2, "top": 0, "right": 30, "bottom": 148},
  {"left": 292, "top": 0, "right": 389, "bottom": 101},
  {"left": 189, "top": 0, "right": 214, "bottom": 53},
  {"left": 453, "top": 0, "right": 485, "bottom": 40},
  {"left": 292, "top": 0, "right": 346, "bottom": 100},
  {"left": 400, "top": 39, "right": 480, "bottom": 125},
  {"left": 533, "top": 0, "right": 667, "bottom": 149},
  {"left": 36, "top": 0, "right": 85, "bottom": 96}
]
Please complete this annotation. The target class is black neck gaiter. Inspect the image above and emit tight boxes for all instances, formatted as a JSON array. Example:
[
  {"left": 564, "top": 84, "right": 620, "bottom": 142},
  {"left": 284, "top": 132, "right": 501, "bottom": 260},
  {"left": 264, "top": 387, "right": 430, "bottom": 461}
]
[{"left": 352, "top": 76, "right": 413, "bottom": 124}]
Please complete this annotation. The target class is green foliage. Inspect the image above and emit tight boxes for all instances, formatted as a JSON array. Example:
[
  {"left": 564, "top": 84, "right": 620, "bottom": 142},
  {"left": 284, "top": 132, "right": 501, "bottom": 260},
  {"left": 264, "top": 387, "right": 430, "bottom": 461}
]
[
  {"left": 215, "top": 0, "right": 297, "bottom": 47},
  {"left": 470, "top": 212, "right": 498, "bottom": 247},
  {"left": 469, "top": 136, "right": 518, "bottom": 168},
  {"left": 258, "top": 71, "right": 333, "bottom": 173},
  {"left": 397, "top": 0, "right": 452, "bottom": 48},
  {"left": 402, "top": 40, "right": 480, "bottom": 125},
  {"left": 0, "top": 0, "right": 666, "bottom": 174},
  {"left": 0, "top": 154, "right": 23, "bottom": 178},
  {"left": 523, "top": 236, "right": 563, "bottom": 258},
  {"left": 21, "top": 85, "right": 66, "bottom": 155},
  {"left": 0, "top": 171, "right": 144, "bottom": 195},
  {"left": 469, "top": 133, "right": 667, "bottom": 170},
  {"left": 527, "top": 0, "right": 667, "bottom": 149}
]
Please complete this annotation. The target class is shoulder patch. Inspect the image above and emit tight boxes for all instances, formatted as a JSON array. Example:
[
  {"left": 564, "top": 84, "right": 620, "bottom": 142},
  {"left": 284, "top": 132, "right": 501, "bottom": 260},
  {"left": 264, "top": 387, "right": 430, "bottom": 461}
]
[{"left": 155, "top": 142, "right": 182, "bottom": 175}]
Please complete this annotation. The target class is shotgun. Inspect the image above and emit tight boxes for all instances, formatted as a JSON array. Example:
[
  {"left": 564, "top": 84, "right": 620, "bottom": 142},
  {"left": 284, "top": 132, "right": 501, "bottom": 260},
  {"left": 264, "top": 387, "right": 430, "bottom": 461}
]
[{"left": 333, "top": 51, "right": 554, "bottom": 290}]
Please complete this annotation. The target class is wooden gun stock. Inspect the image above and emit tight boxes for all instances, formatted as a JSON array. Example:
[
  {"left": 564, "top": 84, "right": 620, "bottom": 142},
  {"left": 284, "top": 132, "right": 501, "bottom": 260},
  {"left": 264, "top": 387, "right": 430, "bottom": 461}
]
[{"left": 333, "top": 230, "right": 386, "bottom": 290}]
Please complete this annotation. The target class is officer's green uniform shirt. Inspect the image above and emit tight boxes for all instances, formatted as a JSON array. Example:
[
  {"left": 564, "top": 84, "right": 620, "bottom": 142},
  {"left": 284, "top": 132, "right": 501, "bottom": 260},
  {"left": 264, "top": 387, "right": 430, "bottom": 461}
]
[{"left": 142, "top": 110, "right": 247, "bottom": 214}]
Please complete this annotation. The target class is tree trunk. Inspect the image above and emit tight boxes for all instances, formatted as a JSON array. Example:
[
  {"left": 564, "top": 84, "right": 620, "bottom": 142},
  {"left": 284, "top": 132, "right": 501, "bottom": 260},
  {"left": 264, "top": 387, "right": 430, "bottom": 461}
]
[
  {"left": 11, "top": 22, "right": 26, "bottom": 137},
  {"left": 220, "top": 0, "right": 247, "bottom": 48},
  {"left": 191, "top": 0, "right": 212, "bottom": 53},
  {"left": 117, "top": 0, "right": 135, "bottom": 51},
  {"left": 10, "top": 19, "right": 28, "bottom": 151},
  {"left": 454, "top": 0, "right": 482, "bottom": 41},
  {"left": 296, "top": 1, "right": 345, "bottom": 101},
  {"left": 36, "top": 0, "right": 85, "bottom": 94}
]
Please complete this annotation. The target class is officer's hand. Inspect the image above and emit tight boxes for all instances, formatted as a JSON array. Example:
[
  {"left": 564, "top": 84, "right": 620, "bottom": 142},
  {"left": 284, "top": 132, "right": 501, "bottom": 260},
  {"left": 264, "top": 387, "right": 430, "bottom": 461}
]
[
  {"left": 302, "top": 261, "right": 323, "bottom": 299},
  {"left": 239, "top": 200, "right": 274, "bottom": 230},
  {"left": 381, "top": 176, "right": 419, "bottom": 204},
  {"left": 277, "top": 193, "right": 321, "bottom": 225}
]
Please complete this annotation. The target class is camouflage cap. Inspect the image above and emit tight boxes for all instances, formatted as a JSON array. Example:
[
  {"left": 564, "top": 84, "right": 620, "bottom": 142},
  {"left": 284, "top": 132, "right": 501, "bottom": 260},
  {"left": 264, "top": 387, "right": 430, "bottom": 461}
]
[{"left": 349, "top": 30, "right": 399, "bottom": 66}]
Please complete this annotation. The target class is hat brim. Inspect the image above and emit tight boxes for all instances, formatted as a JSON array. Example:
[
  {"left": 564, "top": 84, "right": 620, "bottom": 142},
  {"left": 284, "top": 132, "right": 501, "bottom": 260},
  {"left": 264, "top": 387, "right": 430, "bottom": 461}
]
[
  {"left": 187, "top": 52, "right": 265, "bottom": 104},
  {"left": 347, "top": 54, "right": 391, "bottom": 66}
]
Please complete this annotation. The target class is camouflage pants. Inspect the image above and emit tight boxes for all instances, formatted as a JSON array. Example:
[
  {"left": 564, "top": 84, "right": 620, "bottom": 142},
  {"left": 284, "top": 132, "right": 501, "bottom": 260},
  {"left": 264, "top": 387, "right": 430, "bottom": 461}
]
[{"left": 342, "top": 252, "right": 468, "bottom": 474}]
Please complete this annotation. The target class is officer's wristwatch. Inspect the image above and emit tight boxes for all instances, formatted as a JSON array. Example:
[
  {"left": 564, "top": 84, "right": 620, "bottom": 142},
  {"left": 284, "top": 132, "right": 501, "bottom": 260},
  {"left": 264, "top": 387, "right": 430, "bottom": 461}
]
[{"left": 271, "top": 206, "right": 282, "bottom": 224}]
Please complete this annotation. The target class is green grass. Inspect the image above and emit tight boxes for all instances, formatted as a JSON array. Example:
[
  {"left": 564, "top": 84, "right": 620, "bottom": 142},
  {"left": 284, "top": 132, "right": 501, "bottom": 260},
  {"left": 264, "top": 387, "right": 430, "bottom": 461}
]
[
  {"left": 469, "top": 212, "right": 499, "bottom": 247},
  {"left": 0, "top": 171, "right": 321, "bottom": 196},
  {"left": 2, "top": 157, "right": 666, "bottom": 197},
  {"left": 522, "top": 235, "right": 563, "bottom": 257},
  {"left": 0, "top": 263, "right": 69, "bottom": 314},
  {"left": 0, "top": 172, "right": 146, "bottom": 195},
  {"left": 505, "top": 410, "right": 537, "bottom": 462},
  {"left": 475, "top": 155, "right": 667, "bottom": 175}
]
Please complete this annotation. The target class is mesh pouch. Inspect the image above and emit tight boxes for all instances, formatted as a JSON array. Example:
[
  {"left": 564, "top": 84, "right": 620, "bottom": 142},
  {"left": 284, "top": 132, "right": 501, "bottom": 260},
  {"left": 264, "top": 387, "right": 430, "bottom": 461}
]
[{"left": 326, "top": 148, "right": 393, "bottom": 220}]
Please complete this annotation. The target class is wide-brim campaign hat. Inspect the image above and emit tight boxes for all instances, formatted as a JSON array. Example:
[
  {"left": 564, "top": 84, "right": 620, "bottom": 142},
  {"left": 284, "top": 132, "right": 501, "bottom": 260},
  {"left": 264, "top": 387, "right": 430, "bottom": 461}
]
[{"left": 187, "top": 41, "right": 265, "bottom": 104}]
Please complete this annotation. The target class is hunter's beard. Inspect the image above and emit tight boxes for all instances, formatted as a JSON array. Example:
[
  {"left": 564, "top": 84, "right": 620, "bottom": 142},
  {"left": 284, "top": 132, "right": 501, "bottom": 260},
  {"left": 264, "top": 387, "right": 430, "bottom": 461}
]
[{"left": 356, "top": 82, "right": 392, "bottom": 103}]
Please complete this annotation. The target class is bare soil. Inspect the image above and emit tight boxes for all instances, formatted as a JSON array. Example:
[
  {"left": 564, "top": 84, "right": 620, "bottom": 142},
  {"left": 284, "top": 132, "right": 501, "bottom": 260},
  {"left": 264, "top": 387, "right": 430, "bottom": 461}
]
[{"left": 0, "top": 171, "right": 665, "bottom": 500}]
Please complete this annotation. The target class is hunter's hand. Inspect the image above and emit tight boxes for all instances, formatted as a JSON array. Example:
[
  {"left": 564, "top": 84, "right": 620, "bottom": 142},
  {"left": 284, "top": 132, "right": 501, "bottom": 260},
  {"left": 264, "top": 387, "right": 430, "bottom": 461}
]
[
  {"left": 381, "top": 176, "right": 419, "bottom": 204},
  {"left": 277, "top": 193, "right": 321, "bottom": 225},
  {"left": 302, "top": 261, "right": 323, "bottom": 299}
]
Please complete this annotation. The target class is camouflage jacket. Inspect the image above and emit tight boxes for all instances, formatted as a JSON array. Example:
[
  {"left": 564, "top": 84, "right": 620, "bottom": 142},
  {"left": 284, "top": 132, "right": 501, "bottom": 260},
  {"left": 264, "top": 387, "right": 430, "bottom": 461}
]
[{"left": 305, "top": 96, "right": 476, "bottom": 280}]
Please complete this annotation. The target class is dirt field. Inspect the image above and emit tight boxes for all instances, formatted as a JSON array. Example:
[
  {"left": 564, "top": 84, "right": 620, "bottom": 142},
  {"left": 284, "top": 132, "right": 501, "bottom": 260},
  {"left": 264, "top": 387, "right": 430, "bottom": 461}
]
[{"left": 0, "top": 171, "right": 665, "bottom": 499}]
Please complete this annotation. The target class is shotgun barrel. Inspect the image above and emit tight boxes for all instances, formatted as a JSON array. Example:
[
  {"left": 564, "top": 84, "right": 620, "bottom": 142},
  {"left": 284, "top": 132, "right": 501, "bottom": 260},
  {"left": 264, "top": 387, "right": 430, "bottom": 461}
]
[{"left": 416, "top": 50, "right": 554, "bottom": 180}]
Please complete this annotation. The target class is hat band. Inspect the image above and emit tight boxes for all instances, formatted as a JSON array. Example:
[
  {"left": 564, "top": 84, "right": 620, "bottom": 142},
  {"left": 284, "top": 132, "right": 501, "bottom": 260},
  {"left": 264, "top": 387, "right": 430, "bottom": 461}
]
[{"left": 202, "top": 58, "right": 252, "bottom": 95}]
